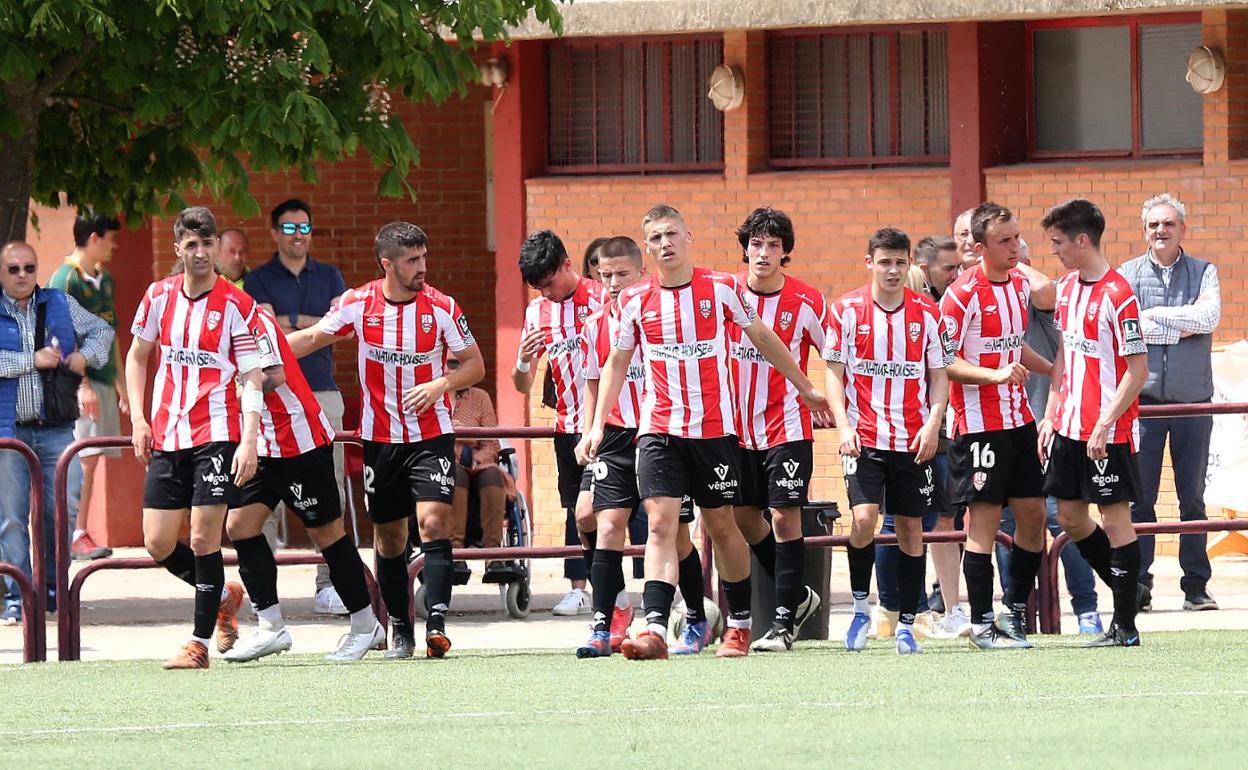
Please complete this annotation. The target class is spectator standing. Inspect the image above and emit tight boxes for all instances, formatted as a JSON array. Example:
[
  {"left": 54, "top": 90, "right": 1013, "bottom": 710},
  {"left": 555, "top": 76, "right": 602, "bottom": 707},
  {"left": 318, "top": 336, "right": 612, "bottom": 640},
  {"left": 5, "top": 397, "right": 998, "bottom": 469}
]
[
  {"left": 243, "top": 199, "right": 348, "bottom": 614},
  {"left": 1119, "top": 193, "right": 1221, "bottom": 612},
  {"left": 48, "top": 213, "right": 127, "bottom": 561},
  {"left": 217, "top": 228, "right": 251, "bottom": 288},
  {"left": 0, "top": 241, "right": 113, "bottom": 625}
]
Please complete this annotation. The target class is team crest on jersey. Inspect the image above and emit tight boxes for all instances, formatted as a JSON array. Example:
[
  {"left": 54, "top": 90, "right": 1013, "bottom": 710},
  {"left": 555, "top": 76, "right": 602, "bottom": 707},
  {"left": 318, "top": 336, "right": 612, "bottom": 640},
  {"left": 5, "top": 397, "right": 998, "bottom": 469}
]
[
  {"left": 577, "top": 305, "right": 589, "bottom": 322},
  {"left": 206, "top": 310, "right": 222, "bottom": 331},
  {"left": 420, "top": 313, "right": 434, "bottom": 333},
  {"left": 699, "top": 299, "right": 713, "bottom": 319},
  {"left": 908, "top": 321, "right": 921, "bottom": 342},
  {"left": 972, "top": 471, "right": 988, "bottom": 491},
  {"left": 778, "top": 311, "right": 794, "bottom": 331},
  {"left": 1086, "top": 302, "right": 1099, "bottom": 320}
]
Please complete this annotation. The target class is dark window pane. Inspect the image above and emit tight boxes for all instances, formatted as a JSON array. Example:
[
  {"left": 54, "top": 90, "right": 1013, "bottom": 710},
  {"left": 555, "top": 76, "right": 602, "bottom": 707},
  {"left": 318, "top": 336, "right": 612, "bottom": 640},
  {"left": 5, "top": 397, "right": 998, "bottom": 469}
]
[
  {"left": 1140, "top": 23, "right": 1203, "bottom": 149},
  {"left": 1033, "top": 27, "right": 1132, "bottom": 152}
]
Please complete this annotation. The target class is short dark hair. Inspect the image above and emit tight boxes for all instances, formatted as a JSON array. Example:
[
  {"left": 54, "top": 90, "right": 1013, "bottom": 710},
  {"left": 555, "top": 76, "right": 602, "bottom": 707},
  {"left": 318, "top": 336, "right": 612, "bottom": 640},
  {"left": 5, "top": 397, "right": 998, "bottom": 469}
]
[
  {"left": 970, "top": 202, "right": 1014, "bottom": 244},
  {"left": 1041, "top": 198, "right": 1105, "bottom": 249},
  {"left": 270, "top": 199, "right": 313, "bottom": 229},
  {"left": 914, "top": 235, "right": 957, "bottom": 266},
  {"left": 519, "top": 230, "right": 569, "bottom": 287},
  {"left": 373, "top": 221, "right": 428, "bottom": 266},
  {"left": 598, "top": 236, "right": 642, "bottom": 263},
  {"left": 582, "top": 237, "right": 610, "bottom": 274},
  {"left": 73, "top": 212, "right": 121, "bottom": 248},
  {"left": 641, "top": 204, "right": 685, "bottom": 230},
  {"left": 173, "top": 207, "right": 217, "bottom": 243},
  {"left": 868, "top": 227, "right": 910, "bottom": 256},
  {"left": 735, "top": 207, "right": 795, "bottom": 265}
]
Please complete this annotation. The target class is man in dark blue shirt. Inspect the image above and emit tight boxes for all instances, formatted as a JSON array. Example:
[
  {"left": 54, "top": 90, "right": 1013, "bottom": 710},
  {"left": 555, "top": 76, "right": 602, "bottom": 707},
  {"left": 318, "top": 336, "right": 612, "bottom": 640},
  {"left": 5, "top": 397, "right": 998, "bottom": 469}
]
[{"left": 243, "top": 199, "right": 349, "bottom": 614}]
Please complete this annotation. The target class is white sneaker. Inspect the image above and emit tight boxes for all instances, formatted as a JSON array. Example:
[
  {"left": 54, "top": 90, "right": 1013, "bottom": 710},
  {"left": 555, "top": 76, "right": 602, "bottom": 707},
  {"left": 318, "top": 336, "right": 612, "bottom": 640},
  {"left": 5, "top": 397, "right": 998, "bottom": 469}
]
[
  {"left": 224, "top": 627, "right": 293, "bottom": 662},
  {"left": 325, "top": 621, "right": 387, "bottom": 662},
  {"left": 552, "top": 588, "right": 591, "bottom": 616},
  {"left": 792, "top": 586, "right": 821, "bottom": 635},
  {"left": 314, "top": 586, "right": 348, "bottom": 615},
  {"left": 937, "top": 605, "right": 972, "bottom": 638}
]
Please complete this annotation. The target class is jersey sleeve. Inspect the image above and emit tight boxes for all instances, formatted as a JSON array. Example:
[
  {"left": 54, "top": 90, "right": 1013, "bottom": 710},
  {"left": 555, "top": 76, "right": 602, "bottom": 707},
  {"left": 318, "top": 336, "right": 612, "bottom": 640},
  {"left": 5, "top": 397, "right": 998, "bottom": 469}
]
[
  {"left": 926, "top": 309, "right": 953, "bottom": 369},
  {"left": 580, "top": 315, "right": 602, "bottom": 380},
  {"left": 803, "top": 295, "right": 828, "bottom": 353},
  {"left": 615, "top": 294, "right": 641, "bottom": 351},
  {"left": 821, "top": 303, "right": 847, "bottom": 364},
  {"left": 1110, "top": 291, "right": 1148, "bottom": 357},
  {"left": 317, "top": 291, "right": 360, "bottom": 337},
  {"left": 229, "top": 302, "right": 277, "bottom": 373},
  {"left": 720, "top": 282, "right": 758, "bottom": 328},
  {"left": 130, "top": 283, "right": 163, "bottom": 342},
  {"left": 938, "top": 288, "right": 972, "bottom": 354},
  {"left": 438, "top": 298, "right": 476, "bottom": 353}
]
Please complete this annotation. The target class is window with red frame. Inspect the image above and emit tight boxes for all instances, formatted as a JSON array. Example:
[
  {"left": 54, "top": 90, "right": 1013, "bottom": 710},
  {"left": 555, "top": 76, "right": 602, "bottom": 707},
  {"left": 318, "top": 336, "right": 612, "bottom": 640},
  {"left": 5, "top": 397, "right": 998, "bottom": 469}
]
[
  {"left": 768, "top": 28, "right": 949, "bottom": 167},
  {"left": 1029, "top": 17, "right": 1203, "bottom": 157},
  {"left": 547, "top": 37, "right": 724, "bottom": 173}
]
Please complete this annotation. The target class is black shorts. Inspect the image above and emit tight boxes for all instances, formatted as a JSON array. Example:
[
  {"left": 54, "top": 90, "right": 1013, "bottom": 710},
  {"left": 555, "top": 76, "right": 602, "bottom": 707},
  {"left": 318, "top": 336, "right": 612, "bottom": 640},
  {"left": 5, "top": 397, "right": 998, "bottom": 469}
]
[
  {"left": 949, "top": 423, "right": 1046, "bottom": 507},
  {"left": 363, "top": 435, "right": 456, "bottom": 524},
  {"left": 553, "top": 432, "right": 590, "bottom": 508},
  {"left": 1042, "top": 433, "right": 1142, "bottom": 504},
  {"left": 843, "top": 447, "right": 945, "bottom": 517},
  {"left": 590, "top": 426, "right": 642, "bottom": 513},
  {"left": 637, "top": 433, "right": 740, "bottom": 510},
  {"left": 738, "top": 440, "right": 813, "bottom": 510},
  {"left": 235, "top": 445, "right": 343, "bottom": 527},
  {"left": 143, "top": 441, "right": 238, "bottom": 510}
]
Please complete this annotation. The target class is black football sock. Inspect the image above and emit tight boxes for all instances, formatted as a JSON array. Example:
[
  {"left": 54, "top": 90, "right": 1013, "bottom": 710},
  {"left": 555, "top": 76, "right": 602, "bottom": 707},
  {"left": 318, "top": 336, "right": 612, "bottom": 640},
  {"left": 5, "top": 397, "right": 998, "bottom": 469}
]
[
  {"left": 590, "top": 549, "right": 624, "bottom": 633},
  {"left": 963, "top": 550, "right": 995, "bottom": 626},
  {"left": 721, "top": 576, "right": 751, "bottom": 628},
  {"left": 1073, "top": 526, "right": 1115, "bottom": 587},
  {"left": 1004, "top": 544, "right": 1043, "bottom": 614},
  {"left": 157, "top": 541, "right": 197, "bottom": 588},
  {"left": 749, "top": 529, "right": 777, "bottom": 581},
  {"left": 642, "top": 580, "right": 676, "bottom": 634},
  {"left": 678, "top": 547, "right": 707, "bottom": 625},
  {"left": 233, "top": 535, "right": 278, "bottom": 612},
  {"left": 847, "top": 541, "right": 875, "bottom": 613},
  {"left": 376, "top": 553, "right": 413, "bottom": 639},
  {"left": 192, "top": 551, "right": 225, "bottom": 641},
  {"left": 582, "top": 528, "right": 597, "bottom": 578},
  {"left": 321, "top": 535, "right": 372, "bottom": 614},
  {"left": 1110, "top": 542, "right": 1142, "bottom": 633},
  {"left": 773, "top": 538, "right": 805, "bottom": 631},
  {"left": 420, "top": 539, "right": 453, "bottom": 634},
  {"left": 897, "top": 549, "right": 926, "bottom": 627}
]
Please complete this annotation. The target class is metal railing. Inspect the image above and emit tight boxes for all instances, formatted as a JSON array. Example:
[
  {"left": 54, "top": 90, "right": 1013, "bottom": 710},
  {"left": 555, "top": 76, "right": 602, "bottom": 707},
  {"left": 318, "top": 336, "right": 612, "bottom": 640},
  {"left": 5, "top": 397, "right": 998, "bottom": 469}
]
[{"left": 0, "top": 438, "right": 46, "bottom": 662}]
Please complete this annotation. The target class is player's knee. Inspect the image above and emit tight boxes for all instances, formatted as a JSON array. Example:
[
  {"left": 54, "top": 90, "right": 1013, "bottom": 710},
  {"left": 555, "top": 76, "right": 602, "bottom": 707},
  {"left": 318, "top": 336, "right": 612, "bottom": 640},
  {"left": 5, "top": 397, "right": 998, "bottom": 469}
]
[
  {"left": 188, "top": 533, "right": 216, "bottom": 555},
  {"left": 307, "top": 518, "right": 345, "bottom": 549},
  {"left": 144, "top": 533, "right": 174, "bottom": 560}
]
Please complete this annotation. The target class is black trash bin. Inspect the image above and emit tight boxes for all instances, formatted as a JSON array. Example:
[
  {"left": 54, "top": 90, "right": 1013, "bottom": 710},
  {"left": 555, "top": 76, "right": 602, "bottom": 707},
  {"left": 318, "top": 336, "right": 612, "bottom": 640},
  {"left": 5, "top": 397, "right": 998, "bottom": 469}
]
[{"left": 749, "top": 500, "right": 840, "bottom": 641}]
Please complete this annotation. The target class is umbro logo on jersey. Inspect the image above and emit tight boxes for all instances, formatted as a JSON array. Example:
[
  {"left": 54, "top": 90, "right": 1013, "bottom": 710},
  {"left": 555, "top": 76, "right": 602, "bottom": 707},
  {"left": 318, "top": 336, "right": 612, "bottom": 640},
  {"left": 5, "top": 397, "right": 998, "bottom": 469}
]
[
  {"left": 365, "top": 315, "right": 382, "bottom": 327},
  {"left": 206, "top": 310, "right": 222, "bottom": 331},
  {"left": 713, "top": 464, "right": 729, "bottom": 480},
  {"left": 782, "top": 459, "right": 800, "bottom": 478},
  {"left": 983, "top": 305, "right": 998, "bottom": 315},
  {"left": 644, "top": 311, "right": 658, "bottom": 321},
  {"left": 699, "top": 299, "right": 713, "bottom": 319},
  {"left": 778, "top": 311, "right": 794, "bottom": 331},
  {"left": 908, "top": 321, "right": 921, "bottom": 342},
  {"left": 857, "top": 324, "right": 871, "bottom": 334},
  {"left": 420, "top": 313, "right": 434, "bottom": 333}
]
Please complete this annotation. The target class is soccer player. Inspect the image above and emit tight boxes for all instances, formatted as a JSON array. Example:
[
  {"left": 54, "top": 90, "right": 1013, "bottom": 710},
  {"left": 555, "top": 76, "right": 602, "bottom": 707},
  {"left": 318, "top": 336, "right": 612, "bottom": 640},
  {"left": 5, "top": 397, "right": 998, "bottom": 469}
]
[
  {"left": 941, "top": 202, "right": 1053, "bottom": 649},
  {"left": 727, "top": 207, "right": 825, "bottom": 652},
  {"left": 1038, "top": 199, "right": 1148, "bottom": 647},
  {"left": 512, "top": 231, "right": 608, "bottom": 616},
  {"left": 288, "top": 222, "right": 485, "bottom": 659},
  {"left": 823, "top": 227, "right": 951, "bottom": 655},
  {"left": 581, "top": 205, "right": 830, "bottom": 661},
  {"left": 223, "top": 306, "right": 386, "bottom": 662},
  {"left": 126, "top": 207, "right": 273, "bottom": 670}
]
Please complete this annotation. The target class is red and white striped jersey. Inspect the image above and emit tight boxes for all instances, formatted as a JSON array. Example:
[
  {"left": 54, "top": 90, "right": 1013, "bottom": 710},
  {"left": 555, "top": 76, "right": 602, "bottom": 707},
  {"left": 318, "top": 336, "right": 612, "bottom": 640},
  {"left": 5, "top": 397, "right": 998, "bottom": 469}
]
[
  {"left": 522, "top": 277, "right": 608, "bottom": 434},
  {"left": 318, "top": 279, "right": 475, "bottom": 444},
  {"left": 729, "top": 273, "right": 828, "bottom": 450},
  {"left": 131, "top": 275, "right": 277, "bottom": 452},
  {"left": 940, "top": 265, "right": 1035, "bottom": 435},
  {"left": 580, "top": 304, "right": 646, "bottom": 430},
  {"left": 616, "top": 267, "right": 757, "bottom": 439},
  {"left": 1052, "top": 269, "right": 1146, "bottom": 447},
  {"left": 822, "top": 285, "right": 952, "bottom": 452},
  {"left": 252, "top": 309, "right": 334, "bottom": 458}
]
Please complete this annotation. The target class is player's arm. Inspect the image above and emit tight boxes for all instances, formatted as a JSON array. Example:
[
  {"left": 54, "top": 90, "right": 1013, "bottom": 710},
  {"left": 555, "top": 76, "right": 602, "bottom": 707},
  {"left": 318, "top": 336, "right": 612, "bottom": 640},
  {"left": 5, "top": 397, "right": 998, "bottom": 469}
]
[
  {"left": 576, "top": 346, "right": 631, "bottom": 464},
  {"left": 124, "top": 336, "right": 157, "bottom": 465},
  {"left": 823, "top": 361, "right": 858, "bottom": 457},
  {"left": 234, "top": 366, "right": 264, "bottom": 485},
  {"left": 1017, "top": 262, "right": 1055, "bottom": 311},
  {"left": 401, "top": 342, "right": 485, "bottom": 415},
  {"left": 914, "top": 366, "right": 948, "bottom": 463},
  {"left": 286, "top": 325, "right": 341, "bottom": 357},
  {"left": 945, "top": 355, "right": 1027, "bottom": 386},
  {"left": 261, "top": 365, "right": 286, "bottom": 393},
  {"left": 742, "top": 319, "right": 831, "bottom": 417},
  {"left": 510, "top": 326, "right": 545, "bottom": 393},
  {"left": 1019, "top": 343, "right": 1052, "bottom": 379},
  {"left": 1087, "top": 354, "right": 1147, "bottom": 460},
  {"left": 1037, "top": 336, "right": 1065, "bottom": 464}
]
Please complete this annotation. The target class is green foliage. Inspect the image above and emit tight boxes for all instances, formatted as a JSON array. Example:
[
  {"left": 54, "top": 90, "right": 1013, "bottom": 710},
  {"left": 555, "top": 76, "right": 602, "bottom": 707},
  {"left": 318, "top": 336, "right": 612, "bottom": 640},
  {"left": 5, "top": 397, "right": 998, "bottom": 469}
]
[{"left": 0, "top": 0, "right": 563, "bottom": 227}]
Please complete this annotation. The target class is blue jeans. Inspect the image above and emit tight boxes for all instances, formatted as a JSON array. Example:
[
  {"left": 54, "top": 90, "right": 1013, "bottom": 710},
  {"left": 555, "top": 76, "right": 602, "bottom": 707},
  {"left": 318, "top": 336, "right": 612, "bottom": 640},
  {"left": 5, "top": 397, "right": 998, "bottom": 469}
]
[
  {"left": 997, "top": 498, "right": 1098, "bottom": 616},
  {"left": 0, "top": 423, "right": 78, "bottom": 614},
  {"left": 1130, "top": 406, "right": 1213, "bottom": 593},
  {"left": 875, "top": 453, "right": 946, "bottom": 612}
]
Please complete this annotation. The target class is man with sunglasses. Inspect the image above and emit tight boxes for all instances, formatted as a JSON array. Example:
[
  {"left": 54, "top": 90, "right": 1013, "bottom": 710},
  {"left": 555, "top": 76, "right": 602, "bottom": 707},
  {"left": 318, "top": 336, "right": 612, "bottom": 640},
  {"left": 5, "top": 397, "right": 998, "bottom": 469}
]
[
  {"left": 244, "top": 199, "right": 349, "bottom": 614},
  {"left": 0, "top": 241, "right": 114, "bottom": 626}
]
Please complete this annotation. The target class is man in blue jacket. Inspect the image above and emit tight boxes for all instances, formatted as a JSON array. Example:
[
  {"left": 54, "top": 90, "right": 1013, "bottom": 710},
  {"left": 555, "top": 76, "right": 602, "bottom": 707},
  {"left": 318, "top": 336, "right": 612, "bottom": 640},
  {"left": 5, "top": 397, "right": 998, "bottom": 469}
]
[{"left": 0, "top": 241, "right": 113, "bottom": 625}]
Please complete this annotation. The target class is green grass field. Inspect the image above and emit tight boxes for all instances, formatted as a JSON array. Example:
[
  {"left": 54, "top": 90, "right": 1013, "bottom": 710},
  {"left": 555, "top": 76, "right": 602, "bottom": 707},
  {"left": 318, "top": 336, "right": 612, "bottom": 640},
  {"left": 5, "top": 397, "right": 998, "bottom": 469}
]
[{"left": 2, "top": 632, "right": 1245, "bottom": 768}]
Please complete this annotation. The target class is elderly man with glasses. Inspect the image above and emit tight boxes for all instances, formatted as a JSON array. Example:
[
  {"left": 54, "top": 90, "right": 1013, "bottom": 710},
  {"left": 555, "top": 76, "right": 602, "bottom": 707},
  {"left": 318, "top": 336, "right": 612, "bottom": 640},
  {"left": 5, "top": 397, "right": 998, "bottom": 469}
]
[{"left": 0, "top": 241, "right": 113, "bottom": 626}]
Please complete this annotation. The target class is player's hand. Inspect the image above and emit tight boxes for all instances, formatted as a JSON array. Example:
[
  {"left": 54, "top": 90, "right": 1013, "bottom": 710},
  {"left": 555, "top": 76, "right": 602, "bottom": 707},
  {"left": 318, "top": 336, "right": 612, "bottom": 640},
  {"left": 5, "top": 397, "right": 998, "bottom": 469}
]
[
  {"left": 114, "top": 380, "right": 130, "bottom": 417},
  {"left": 993, "top": 362, "right": 1028, "bottom": 386},
  {"left": 232, "top": 443, "right": 258, "bottom": 486},
  {"left": 1087, "top": 421, "right": 1110, "bottom": 460},
  {"left": 64, "top": 351, "right": 88, "bottom": 376},
  {"left": 78, "top": 383, "right": 100, "bottom": 421},
  {"left": 576, "top": 427, "right": 603, "bottom": 465},
  {"left": 402, "top": 381, "right": 446, "bottom": 415},
  {"left": 33, "top": 346, "right": 61, "bottom": 370},
  {"left": 800, "top": 387, "right": 832, "bottom": 422},
  {"left": 1036, "top": 419, "right": 1054, "bottom": 465},
  {"left": 838, "top": 427, "right": 861, "bottom": 458},
  {"left": 517, "top": 327, "right": 546, "bottom": 364},
  {"left": 131, "top": 420, "right": 153, "bottom": 466},
  {"left": 812, "top": 410, "right": 835, "bottom": 429},
  {"left": 911, "top": 421, "right": 941, "bottom": 464}
]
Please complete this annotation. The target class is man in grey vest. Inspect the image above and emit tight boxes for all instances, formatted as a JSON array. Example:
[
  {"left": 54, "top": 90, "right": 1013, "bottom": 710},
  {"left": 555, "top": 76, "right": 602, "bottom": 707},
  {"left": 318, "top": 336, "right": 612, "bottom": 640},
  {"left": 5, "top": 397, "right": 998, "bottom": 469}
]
[{"left": 1119, "top": 193, "right": 1221, "bottom": 612}]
